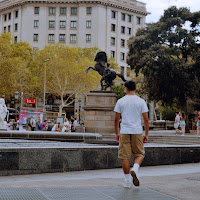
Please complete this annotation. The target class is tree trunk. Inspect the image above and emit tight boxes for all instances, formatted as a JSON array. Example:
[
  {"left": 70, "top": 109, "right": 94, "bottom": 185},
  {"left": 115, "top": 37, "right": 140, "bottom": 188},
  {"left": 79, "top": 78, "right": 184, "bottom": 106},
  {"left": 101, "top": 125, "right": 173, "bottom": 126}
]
[
  {"left": 58, "top": 94, "right": 64, "bottom": 116},
  {"left": 58, "top": 104, "right": 63, "bottom": 116},
  {"left": 182, "top": 98, "right": 190, "bottom": 133}
]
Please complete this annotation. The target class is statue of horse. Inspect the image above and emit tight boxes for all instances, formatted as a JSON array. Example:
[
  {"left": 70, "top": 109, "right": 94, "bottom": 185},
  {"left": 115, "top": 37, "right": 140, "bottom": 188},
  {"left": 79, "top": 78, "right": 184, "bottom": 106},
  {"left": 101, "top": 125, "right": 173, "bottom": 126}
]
[{"left": 85, "top": 51, "right": 126, "bottom": 91}]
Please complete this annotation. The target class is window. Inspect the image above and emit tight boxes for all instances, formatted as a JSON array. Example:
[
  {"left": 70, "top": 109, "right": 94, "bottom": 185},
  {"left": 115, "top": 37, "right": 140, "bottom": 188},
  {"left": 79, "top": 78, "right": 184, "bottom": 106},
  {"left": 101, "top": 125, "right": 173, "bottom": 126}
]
[
  {"left": 8, "top": 13, "right": 11, "bottom": 20},
  {"left": 15, "top": 23, "right": 18, "bottom": 31},
  {"left": 4, "top": 14, "right": 7, "bottom": 22},
  {"left": 8, "top": 25, "right": 11, "bottom": 32},
  {"left": 34, "top": 20, "right": 39, "bottom": 28},
  {"left": 33, "top": 34, "right": 38, "bottom": 41},
  {"left": 70, "top": 34, "right": 76, "bottom": 42},
  {"left": 121, "top": 13, "right": 125, "bottom": 21},
  {"left": 48, "top": 34, "right": 54, "bottom": 42},
  {"left": 86, "top": 20, "right": 91, "bottom": 28},
  {"left": 71, "top": 7, "right": 77, "bottom": 15},
  {"left": 121, "top": 52, "right": 125, "bottom": 61},
  {"left": 4, "top": 27, "right": 6, "bottom": 33},
  {"left": 15, "top": 10, "right": 18, "bottom": 18},
  {"left": 121, "top": 39, "right": 125, "bottom": 47},
  {"left": 137, "top": 17, "right": 141, "bottom": 24},
  {"left": 14, "top": 36, "right": 18, "bottom": 42},
  {"left": 87, "top": 7, "right": 92, "bottom": 14},
  {"left": 34, "top": 7, "right": 39, "bottom": 14},
  {"left": 111, "top": 24, "right": 115, "bottom": 32},
  {"left": 86, "top": 34, "right": 91, "bottom": 42},
  {"left": 126, "top": 67, "right": 131, "bottom": 77},
  {"left": 121, "top": 26, "right": 125, "bottom": 34},
  {"left": 121, "top": 66, "right": 124, "bottom": 76},
  {"left": 71, "top": 21, "right": 77, "bottom": 28},
  {"left": 111, "top": 51, "right": 115, "bottom": 58},
  {"left": 59, "top": 34, "right": 66, "bottom": 42},
  {"left": 111, "top": 37, "right": 115, "bottom": 45},
  {"left": 60, "top": 7, "right": 66, "bottom": 15},
  {"left": 60, "top": 21, "right": 66, "bottom": 28},
  {"left": 49, "top": 21, "right": 55, "bottom": 28},
  {"left": 49, "top": 7, "right": 56, "bottom": 15},
  {"left": 111, "top": 11, "right": 116, "bottom": 19},
  {"left": 127, "top": 15, "right": 131, "bottom": 23},
  {"left": 127, "top": 27, "right": 131, "bottom": 35}
]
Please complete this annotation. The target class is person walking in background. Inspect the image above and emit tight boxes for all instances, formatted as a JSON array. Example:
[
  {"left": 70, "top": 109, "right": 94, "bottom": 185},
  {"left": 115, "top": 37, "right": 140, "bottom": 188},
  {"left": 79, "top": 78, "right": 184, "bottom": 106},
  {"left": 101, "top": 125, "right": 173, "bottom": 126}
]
[
  {"left": 180, "top": 112, "right": 186, "bottom": 136},
  {"left": 197, "top": 112, "right": 200, "bottom": 136},
  {"left": 174, "top": 112, "right": 180, "bottom": 135},
  {"left": 26, "top": 116, "right": 32, "bottom": 131},
  {"left": 30, "top": 116, "right": 36, "bottom": 131},
  {"left": 114, "top": 80, "right": 149, "bottom": 188}
]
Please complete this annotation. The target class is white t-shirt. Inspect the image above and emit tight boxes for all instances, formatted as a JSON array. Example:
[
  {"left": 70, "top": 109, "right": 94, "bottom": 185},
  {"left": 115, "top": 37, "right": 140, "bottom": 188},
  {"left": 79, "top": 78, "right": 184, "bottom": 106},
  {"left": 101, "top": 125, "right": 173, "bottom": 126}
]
[
  {"left": 175, "top": 115, "right": 180, "bottom": 124},
  {"left": 114, "top": 95, "right": 149, "bottom": 134}
]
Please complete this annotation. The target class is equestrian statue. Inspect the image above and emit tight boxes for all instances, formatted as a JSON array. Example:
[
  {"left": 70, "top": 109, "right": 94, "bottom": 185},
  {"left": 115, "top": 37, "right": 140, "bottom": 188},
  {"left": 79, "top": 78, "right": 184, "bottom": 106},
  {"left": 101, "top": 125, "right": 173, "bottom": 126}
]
[{"left": 85, "top": 51, "right": 126, "bottom": 91}]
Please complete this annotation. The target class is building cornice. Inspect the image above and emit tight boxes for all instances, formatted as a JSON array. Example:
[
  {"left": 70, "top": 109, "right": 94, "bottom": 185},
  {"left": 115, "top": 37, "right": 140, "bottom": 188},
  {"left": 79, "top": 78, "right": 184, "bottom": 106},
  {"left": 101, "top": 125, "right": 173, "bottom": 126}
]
[{"left": 0, "top": 0, "right": 148, "bottom": 16}]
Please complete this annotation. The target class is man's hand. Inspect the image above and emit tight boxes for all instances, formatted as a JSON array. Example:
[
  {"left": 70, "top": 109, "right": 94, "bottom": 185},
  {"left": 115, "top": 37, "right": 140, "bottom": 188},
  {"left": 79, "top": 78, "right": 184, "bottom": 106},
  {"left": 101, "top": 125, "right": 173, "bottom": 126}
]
[
  {"left": 116, "top": 133, "right": 119, "bottom": 143},
  {"left": 115, "top": 112, "right": 121, "bottom": 143},
  {"left": 143, "top": 135, "right": 148, "bottom": 143}
]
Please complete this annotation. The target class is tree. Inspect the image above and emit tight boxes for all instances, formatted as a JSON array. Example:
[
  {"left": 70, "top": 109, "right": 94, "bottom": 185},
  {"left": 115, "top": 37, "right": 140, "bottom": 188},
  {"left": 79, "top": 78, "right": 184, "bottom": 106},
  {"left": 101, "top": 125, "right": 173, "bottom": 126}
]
[
  {"left": 127, "top": 6, "right": 200, "bottom": 115},
  {"left": 0, "top": 33, "right": 33, "bottom": 99},
  {"left": 31, "top": 44, "right": 100, "bottom": 114}
]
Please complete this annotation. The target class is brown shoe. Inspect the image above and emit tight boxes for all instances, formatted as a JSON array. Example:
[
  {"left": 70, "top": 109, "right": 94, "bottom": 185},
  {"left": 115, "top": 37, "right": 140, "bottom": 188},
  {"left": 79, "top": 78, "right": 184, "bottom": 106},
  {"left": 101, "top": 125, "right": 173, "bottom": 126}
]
[{"left": 130, "top": 170, "right": 140, "bottom": 186}]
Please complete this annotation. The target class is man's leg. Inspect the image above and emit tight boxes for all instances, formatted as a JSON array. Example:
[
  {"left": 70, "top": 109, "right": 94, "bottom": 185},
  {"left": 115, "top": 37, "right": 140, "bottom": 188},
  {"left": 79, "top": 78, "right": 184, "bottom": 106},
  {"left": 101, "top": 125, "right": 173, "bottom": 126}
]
[
  {"left": 122, "top": 159, "right": 130, "bottom": 174},
  {"left": 130, "top": 135, "right": 145, "bottom": 186},
  {"left": 118, "top": 135, "right": 132, "bottom": 188}
]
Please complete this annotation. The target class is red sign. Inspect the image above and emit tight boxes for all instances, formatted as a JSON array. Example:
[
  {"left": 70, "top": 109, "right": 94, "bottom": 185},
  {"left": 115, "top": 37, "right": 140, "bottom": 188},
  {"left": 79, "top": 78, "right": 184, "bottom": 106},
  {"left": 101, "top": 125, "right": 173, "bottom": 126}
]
[{"left": 25, "top": 98, "right": 35, "bottom": 104}]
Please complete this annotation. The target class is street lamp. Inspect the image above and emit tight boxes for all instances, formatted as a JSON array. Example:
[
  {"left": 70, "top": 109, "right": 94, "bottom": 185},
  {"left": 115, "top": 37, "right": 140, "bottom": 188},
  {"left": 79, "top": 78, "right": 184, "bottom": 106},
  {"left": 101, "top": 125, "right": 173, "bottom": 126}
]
[
  {"left": 44, "top": 59, "right": 49, "bottom": 112},
  {"left": 15, "top": 91, "right": 19, "bottom": 109}
]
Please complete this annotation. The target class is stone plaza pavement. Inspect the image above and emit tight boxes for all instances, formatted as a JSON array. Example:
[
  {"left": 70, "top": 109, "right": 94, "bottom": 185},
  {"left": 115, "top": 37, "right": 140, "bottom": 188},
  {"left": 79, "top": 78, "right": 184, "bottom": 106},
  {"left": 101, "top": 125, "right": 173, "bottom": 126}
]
[{"left": 0, "top": 163, "right": 200, "bottom": 200}]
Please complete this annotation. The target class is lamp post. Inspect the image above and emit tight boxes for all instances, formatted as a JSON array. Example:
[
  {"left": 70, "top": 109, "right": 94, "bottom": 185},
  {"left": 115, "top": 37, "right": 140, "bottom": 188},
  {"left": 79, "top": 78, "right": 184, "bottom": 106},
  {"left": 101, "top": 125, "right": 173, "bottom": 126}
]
[
  {"left": 15, "top": 91, "right": 19, "bottom": 110},
  {"left": 44, "top": 59, "right": 49, "bottom": 112},
  {"left": 21, "top": 92, "right": 23, "bottom": 108},
  {"left": 78, "top": 99, "right": 81, "bottom": 122}
]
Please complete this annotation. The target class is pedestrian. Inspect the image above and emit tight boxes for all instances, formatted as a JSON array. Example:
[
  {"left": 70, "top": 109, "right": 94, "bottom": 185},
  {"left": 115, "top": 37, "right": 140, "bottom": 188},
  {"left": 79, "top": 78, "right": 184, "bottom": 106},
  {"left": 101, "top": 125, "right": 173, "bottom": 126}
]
[
  {"left": 174, "top": 112, "right": 180, "bottom": 135},
  {"left": 197, "top": 112, "right": 200, "bottom": 136},
  {"left": 30, "top": 116, "right": 36, "bottom": 131},
  {"left": 40, "top": 120, "right": 48, "bottom": 131},
  {"left": 114, "top": 80, "right": 149, "bottom": 188},
  {"left": 51, "top": 122, "right": 61, "bottom": 132},
  {"left": 63, "top": 118, "right": 70, "bottom": 132},
  {"left": 180, "top": 112, "right": 186, "bottom": 136},
  {"left": 26, "top": 116, "right": 32, "bottom": 131},
  {"left": 73, "top": 118, "right": 78, "bottom": 131}
]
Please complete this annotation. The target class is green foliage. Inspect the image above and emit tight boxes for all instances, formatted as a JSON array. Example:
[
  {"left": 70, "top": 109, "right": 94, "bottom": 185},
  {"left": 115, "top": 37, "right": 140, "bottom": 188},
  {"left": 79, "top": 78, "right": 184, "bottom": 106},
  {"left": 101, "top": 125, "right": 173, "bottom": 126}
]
[
  {"left": 113, "top": 84, "right": 126, "bottom": 99},
  {"left": 159, "top": 103, "right": 181, "bottom": 121},
  {"left": 127, "top": 6, "right": 200, "bottom": 113}
]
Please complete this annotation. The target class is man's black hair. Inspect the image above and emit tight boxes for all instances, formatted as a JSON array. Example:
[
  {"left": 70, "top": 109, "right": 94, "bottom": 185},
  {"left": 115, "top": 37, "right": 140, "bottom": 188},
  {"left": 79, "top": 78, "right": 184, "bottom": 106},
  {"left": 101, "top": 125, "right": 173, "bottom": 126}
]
[
  {"left": 176, "top": 112, "right": 179, "bottom": 115},
  {"left": 124, "top": 80, "right": 136, "bottom": 91}
]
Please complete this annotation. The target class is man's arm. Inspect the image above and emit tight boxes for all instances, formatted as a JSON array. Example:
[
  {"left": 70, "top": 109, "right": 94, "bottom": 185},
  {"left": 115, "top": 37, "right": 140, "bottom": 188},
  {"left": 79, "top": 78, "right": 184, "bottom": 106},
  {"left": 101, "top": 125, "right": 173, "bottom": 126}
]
[
  {"left": 142, "top": 112, "right": 149, "bottom": 143},
  {"left": 114, "top": 112, "right": 121, "bottom": 142}
]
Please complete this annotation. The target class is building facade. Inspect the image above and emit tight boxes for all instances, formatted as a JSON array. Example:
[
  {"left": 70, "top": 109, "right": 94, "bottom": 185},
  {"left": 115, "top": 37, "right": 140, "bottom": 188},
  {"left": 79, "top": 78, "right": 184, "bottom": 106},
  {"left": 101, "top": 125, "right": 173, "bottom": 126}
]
[{"left": 0, "top": 0, "right": 147, "bottom": 79}]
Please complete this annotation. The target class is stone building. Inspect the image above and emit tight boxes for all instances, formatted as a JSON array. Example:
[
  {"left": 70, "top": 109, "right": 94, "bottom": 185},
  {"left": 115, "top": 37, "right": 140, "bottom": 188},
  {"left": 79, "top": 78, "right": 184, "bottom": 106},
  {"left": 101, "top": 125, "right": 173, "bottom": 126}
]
[{"left": 0, "top": 0, "right": 147, "bottom": 79}]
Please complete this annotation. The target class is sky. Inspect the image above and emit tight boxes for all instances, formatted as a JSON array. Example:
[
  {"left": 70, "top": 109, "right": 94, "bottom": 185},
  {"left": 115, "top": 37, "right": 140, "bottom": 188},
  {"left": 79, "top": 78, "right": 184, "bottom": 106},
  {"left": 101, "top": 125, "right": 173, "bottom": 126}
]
[{"left": 142, "top": 0, "right": 200, "bottom": 23}]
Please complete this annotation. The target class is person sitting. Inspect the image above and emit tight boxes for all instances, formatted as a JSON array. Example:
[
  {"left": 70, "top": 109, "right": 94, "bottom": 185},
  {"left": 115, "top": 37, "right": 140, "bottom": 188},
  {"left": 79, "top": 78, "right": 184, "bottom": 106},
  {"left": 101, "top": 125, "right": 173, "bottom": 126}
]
[
  {"left": 40, "top": 120, "right": 48, "bottom": 131},
  {"left": 51, "top": 122, "right": 61, "bottom": 132}
]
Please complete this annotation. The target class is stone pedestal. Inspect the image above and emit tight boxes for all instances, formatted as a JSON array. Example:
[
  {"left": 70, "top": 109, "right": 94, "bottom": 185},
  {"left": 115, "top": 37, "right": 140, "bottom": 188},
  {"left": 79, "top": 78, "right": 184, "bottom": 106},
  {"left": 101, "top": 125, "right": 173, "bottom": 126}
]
[{"left": 83, "top": 92, "right": 117, "bottom": 134}]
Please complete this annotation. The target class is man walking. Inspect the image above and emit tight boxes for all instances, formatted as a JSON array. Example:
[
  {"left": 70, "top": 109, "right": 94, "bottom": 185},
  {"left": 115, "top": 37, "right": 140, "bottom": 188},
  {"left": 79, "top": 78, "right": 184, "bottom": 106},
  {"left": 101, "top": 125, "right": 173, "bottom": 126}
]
[
  {"left": 114, "top": 80, "right": 149, "bottom": 188},
  {"left": 30, "top": 116, "right": 36, "bottom": 131}
]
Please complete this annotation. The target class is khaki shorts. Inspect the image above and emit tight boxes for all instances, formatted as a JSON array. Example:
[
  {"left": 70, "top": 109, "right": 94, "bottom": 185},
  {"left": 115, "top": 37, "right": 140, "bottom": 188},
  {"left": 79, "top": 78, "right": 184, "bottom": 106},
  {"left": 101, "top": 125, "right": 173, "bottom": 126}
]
[{"left": 118, "top": 134, "right": 145, "bottom": 159}]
